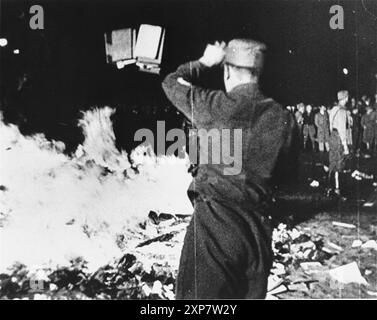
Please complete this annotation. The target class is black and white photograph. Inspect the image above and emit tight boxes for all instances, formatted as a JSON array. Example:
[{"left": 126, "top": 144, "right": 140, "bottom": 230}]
[{"left": 0, "top": 0, "right": 377, "bottom": 302}]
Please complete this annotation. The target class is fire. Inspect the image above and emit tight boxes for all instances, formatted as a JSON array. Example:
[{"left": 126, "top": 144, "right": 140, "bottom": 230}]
[{"left": 0, "top": 108, "right": 192, "bottom": 273}]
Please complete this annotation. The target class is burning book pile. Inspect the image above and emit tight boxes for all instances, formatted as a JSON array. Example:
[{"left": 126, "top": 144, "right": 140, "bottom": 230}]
[{"left": 0, "top": 107, "right": 191, "bottom": 294}]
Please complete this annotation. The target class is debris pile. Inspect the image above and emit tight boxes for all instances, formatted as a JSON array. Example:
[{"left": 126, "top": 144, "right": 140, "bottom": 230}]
[
  {"left": 0, "top": 209, "right": 193, "bottom": 300},
  {"left": 272, "top": 223, "right": 333, "bottom": 267},
  {"left": 351, "top": 170, "right": 374, "bottom": 181},
  {"left": 267, "top": 220, "right": 377, "bottom": 299},
  {"left": 0, "top": 254, "right": 176, "bottom": 300}
]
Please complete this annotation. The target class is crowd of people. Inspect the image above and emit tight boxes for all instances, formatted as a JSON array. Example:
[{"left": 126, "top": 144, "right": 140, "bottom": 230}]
[
  {"left": 288, "top": 93, "right": 377, "bottom": 155},
  {"left": 287, "top": 91, "right": 377, "bottom": 194}
]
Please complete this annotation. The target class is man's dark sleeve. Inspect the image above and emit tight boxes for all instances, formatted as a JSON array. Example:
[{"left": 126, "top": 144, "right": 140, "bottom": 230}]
[{"left": 161, "top": 61, "right": 228, "bottom": 125}]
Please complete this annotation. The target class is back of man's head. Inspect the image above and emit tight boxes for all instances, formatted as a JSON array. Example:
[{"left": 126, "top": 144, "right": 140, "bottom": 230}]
[
  {"left": 225, "top": 39, "right": 266, "bottom": 69},
  {"left": 337, "top": 90, "right": 349, "bottom": 106},
  {"left": 223, "top": 39, "right": 266, "bottom": 91}
]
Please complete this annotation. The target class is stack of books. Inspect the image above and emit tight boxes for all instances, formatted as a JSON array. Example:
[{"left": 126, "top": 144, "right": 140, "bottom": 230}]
[{"left": 104, "top": 24, "right": 165, "bottom": 74}]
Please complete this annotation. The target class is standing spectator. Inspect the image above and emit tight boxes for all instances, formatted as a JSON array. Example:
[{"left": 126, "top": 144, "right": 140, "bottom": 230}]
[
  {"left": 314, "top": 105, "right": 330, "bottom": 152},
  {"left": 365, "top": 96, "right": 371, "bottom": 110},
  {"left": 303, "top": 104, "right": 316, "bottom": 151},
  {"left": 346, "top": 109, "right": 353, "bottom": 149},
  {"left": 357, "top": 99, "right": 365, "bottom": 114},
  {"left": 361, "top": 95, "right": 368, "bottom": 107},
  {"left": 295, "top": 103, "right": 305, "bottom": 147},
  {"left": 350, "top": 97, "right": 356, "bottom": 109},
  {"left": 361, "top": 105, "right": 376, "bottom": 152},
  {"left": 328, "top": 90, "right": 349, "bottom": 195},
  {"left": 351, "top": 107, "right": 362, "bottom": 154}
]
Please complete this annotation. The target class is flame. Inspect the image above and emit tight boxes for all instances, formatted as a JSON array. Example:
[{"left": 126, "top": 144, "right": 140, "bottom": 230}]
[
  {"left": 77, "top": 107, "right": 131, "bottom": 172},
  {"left": 0, "top": 107, "right": 192, "bottom": 273}
]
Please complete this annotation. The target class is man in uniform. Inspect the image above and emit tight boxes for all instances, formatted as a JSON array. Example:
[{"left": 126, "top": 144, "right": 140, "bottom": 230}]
[
  {"left": 295, "top": 103, "right": 305, "bottom": 148},
  {"left": 314, "top": 105, "right": 330, "bottom": 152},
  {"left": 328, "top": 90, "right": 349, "bottom": 194},
  {"left": 302, "top": 104, "right": 316, "bottom": 151},
  {"left": 162, "top": 39, "right": 294, "bottom": 299},
  {"left": 361, "top": 104, "right": 377, "bottom": 153}
]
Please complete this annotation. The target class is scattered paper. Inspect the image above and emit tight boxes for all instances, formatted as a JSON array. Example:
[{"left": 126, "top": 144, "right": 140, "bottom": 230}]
[
  {"left": 288, "top": 283, "right": 309, "bottom": 292},
  {"left": 300, "top": 262, "right": 323, "bottom": 274},
  {"left": 367, "top": 291, "right": 377, "bottom": 297},
  {"left": 365, "top": 270, "right": 372, "bottom": 276},
  {"left": 266, "top": 293, "right": 280, "bottom": 300},
  {"left": 363, "top": 202, "right": 374, "bottom": 207},
  {"left": 267, "top": 274, "right": 284, "bottom": 292},
  {"left": 327, "top": 242, "right": 343, "bottom": 252},
  {"left": 310, "top": 180, "right": 319, "bottom": 187},
  {"left": 361, "top": 240, "right": 377, "bottom": 250},
  {"left": 151, "top": 280, "right": 163, "bottom": 295},
  {"left": 351, "top": 239, "right": 363, "bottom": 248},
  {"left": 328, "top": 262, "right": 369, "bottom": 286},
  {"left": 332, "top": 221, "right": 356, "bottom": 229},
  {"left": 351, "top": 170, "right": 374, "bottom": 180},
  {"left": 272, "top": 262, "right": 286, "bottom": 276},
  {"left": 289, "top": 228, "right": 302, "bottom": 241},
  {"left": 142, "top": 283, "right": 152, "bottom": 296},
  {"left": 364, "top": 189, "right": 377, "bottom": 208},
  {"left": 268, "top": 284, "right": 288, "bottom": 295},
  {"left": 322, "top": 247, "right": 333, "bottom": 254}
]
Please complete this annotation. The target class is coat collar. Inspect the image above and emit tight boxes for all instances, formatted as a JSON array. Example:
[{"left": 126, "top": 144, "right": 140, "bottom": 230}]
[{"left": 229, "top": 82, "right": 262, "bottom": 99}]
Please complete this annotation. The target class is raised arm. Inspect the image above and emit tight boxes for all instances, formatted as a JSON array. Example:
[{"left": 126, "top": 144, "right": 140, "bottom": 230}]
[
  {"left": 162, "top": 61, "right": 222, "bottom": 123},
  {"left": 162, "top": 42, "right": 227, "bottom": 125}
]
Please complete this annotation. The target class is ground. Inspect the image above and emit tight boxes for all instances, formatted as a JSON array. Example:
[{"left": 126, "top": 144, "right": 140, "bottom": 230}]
[{"left": 268, "top": 151, "right": 377, "bottom": 299}]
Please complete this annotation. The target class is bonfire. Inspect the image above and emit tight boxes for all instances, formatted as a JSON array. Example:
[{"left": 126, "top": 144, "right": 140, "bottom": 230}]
[{"left": 0, "top": 107, "right": 192, "bottom": 299}]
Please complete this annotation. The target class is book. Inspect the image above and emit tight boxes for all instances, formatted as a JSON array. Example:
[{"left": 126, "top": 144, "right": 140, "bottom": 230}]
[{"left": 104, "top": 28, "right": 136, "bottom": 64}]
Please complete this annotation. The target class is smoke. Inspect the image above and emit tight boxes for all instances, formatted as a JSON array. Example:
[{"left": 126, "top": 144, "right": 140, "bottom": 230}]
[{"left": 0, "top": 107, "right": 192, "bottom": 273}]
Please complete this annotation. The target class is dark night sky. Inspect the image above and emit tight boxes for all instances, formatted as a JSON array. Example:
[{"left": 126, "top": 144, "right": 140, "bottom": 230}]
[{"left": 0, "top": 0, "right": 376, "bottom": 147}]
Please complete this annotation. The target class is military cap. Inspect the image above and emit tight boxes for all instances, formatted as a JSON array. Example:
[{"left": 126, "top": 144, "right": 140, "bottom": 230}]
[
  {"left": 337, "top": 90, "right": 349, "bottom": 101},
  {"left": 225, "top": 39, "right": 266, "bottom": 69}
]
